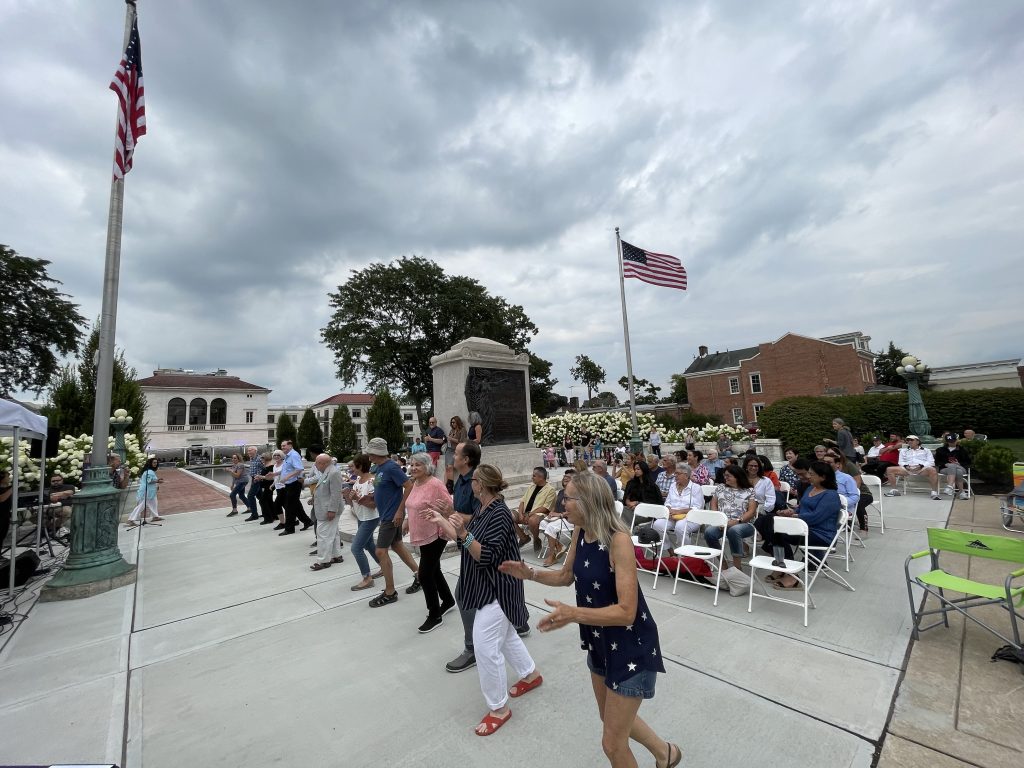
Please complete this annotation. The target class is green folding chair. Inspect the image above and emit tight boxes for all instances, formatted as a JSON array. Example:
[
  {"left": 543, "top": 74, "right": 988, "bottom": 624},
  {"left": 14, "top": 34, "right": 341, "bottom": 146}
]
[{"left": 905, "top": 528, "right": 1024, "bottom": 652}]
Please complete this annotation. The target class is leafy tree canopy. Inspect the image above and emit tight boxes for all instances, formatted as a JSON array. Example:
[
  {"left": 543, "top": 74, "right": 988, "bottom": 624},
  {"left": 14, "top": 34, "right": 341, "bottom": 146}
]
[
  {"left": 584, "top": 391, "right": 620, "bottom": 408},
  {"left": 1, "top": 245, "right": 87, "bottom": 395},
  {"left": 365, "top": 389, "right": 405, "bottom": 453},
  {"left": 297, "top": 408, "right": 324, "bottom": 455},
  {"left": 327, "top": 405, "right": 359, "bottom": 460},
  {"left": 321, "top": 257, "right": 538, "bottom": 425},
  {"left": 570, "top": 355, "right": 606, "bottom": 402},
  {"left": 529, "top": 353, "right": 564, "bottom": 415},
  {"left": 874, "top": 341, "right": 909, "bottom": 389},
  {"left": 666, "top": 373, "right": 688, "bottom": 404},
  {"left": 276, "top": 413, "right": 297, "bottom": 447},
  {"left": 617, "top": 375, "right": 661, "bottom": 405},
  {"left": 42, "top": 326, "right": 147, "bottom": 445}
]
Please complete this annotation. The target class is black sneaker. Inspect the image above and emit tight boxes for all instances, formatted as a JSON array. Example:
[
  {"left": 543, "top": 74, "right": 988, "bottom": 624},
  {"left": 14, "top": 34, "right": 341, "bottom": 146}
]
[
  {"left": 418, "top": 615, "right": 443, "bottom": 634},
  {"left": 369, "top": 591, "right": 398, "bottom": 608},
  {"left": 439, "top": 600, "right": 457, "bottom": 616},
  {"left": 405, "top": 576, "right": 422, "bottom": 595},
  {"left": 446, "top": 649, "right": 476, "bottom": 673}
]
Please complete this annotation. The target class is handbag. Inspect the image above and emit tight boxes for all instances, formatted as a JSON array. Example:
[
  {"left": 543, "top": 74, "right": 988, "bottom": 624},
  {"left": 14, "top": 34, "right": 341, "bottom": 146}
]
[{"left": 636, "top": 524, "right": 662, "bottom": 545}]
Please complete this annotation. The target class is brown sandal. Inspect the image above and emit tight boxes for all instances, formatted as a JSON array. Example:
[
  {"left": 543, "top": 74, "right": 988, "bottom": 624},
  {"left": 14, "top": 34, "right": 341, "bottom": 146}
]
[{"left": 310, "top": 562, "right": 331, "bottom": 571}]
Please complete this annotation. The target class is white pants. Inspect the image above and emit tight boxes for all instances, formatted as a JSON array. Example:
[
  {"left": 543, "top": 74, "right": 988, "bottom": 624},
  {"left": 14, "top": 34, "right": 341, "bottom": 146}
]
[
  {"left": 129, "top": 496, "right": 159, "bottom": 522},
  {"left": 316, "top": 513, "right": 342, "bottom": 564},
  {"left": 564, "top": 449, "right": 575, "bottom": 466},
  {"left": 473, "top": 600, "right": 536, "bottom": 710},
  {"left": 541, "top": 517, "right": 573, "bottom": 541},
  {"left": 653, "top": 518, "right": 700, "bottom": 551}
]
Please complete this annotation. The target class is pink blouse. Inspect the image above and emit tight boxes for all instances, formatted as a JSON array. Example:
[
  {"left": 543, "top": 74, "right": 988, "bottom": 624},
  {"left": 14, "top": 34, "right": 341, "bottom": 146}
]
[{"left": 405, "top": 476, "right": 450, "bottom": 546}]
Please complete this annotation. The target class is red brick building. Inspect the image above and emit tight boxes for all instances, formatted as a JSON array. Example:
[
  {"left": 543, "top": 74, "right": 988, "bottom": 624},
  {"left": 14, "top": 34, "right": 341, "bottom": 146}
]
[{"left": 683, "top": 332, "right": 876, "bottom": 424}]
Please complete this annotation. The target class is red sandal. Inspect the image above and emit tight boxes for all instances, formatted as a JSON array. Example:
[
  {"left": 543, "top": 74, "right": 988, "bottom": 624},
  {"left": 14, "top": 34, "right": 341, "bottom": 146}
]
[
  {"left": 509, "top": 674, "right": 543, "bottom": 698},
  {"left": 475, "top": 709, "right": 511, "bottom": 736}
]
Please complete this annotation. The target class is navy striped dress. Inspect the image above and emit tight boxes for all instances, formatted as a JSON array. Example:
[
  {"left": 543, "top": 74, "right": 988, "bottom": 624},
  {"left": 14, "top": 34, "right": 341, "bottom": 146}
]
[
  {"left": 455, "top": 497, "right": 529, "bottom": 628},
  {"left": 574, "top": 531, "right": 665, "bottom": 689}
]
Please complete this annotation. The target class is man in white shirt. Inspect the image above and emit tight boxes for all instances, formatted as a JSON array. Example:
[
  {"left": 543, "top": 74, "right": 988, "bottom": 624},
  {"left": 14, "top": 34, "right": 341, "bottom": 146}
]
[
  {"left": 866, "top": 436, "right": 883, "bottom": 459},
  {"left": 652, "top": 466, "right": 704, "bottom": 551},
  {"left": 885, "top": 435, "right": 941, "bottom": 499}
]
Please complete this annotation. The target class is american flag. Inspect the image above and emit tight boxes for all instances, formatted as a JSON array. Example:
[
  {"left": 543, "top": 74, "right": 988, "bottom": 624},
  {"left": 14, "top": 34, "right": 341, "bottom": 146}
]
[
  {"left": 109, "top": 17, "right": 146, "bottom": 179},
  {"left": 621, "top": 240, "right": 687, "bottom": 290}
]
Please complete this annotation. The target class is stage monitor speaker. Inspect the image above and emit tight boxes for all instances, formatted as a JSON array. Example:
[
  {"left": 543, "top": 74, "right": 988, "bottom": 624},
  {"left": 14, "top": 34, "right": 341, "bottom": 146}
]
[{"left": 0, "top": 551, "right": 42, "bottom": 587}]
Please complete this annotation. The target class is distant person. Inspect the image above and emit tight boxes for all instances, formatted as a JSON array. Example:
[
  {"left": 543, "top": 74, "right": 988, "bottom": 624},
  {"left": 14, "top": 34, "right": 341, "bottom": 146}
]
[
  {"left": 831, "top": 418, "right": 857, "bottom": 464},
  {"left": 128, "top": 458, "right": 163, "bottom": 525},
  {"left": 591, "top": 459, "right": 617, "bottom": 497},
  {"left": 410, "top": 436, "right": 427, "bottom": 454},
  {"left": 108, "top": 454, "right": 128, "bottom": 490},
  {"left": 885, "top": 435, "right": 941, "bottom": 499},
  {"left": 446, "top": 416, "right": 468, "bottom": 492},
  {"left": 716, "top": 431, "right": 733, "bottom": 458},
  {"left": 278, "top": 439, "right": 313, "bottom": 535},
  {"left": 563, "top": 435, "right": 576, "bottom": 467},
  {"left": 346, "top": 454, "right": 382, "bottom": 591},
  {"left": 425, "top": 415, "right": 446, "bottom": 470},
  {"left": 467, "top": 411, "right": 483, "bottom": 444},
  {"left": 648, "top": 426, "right": 662, "bottom": 457},
  {"left": 936, "top": 434, "right": 972, "bottom": 500},
  {"left": 244, "top": 446, "right": 263, "bottom": 522},
  {"left": 256, "top": 451, "right": 277, "bottom": 525},
  {"left": 364, "top": 438, "right": 419, "bottom": 608},
  {"left": 309, "top": 454, "right": 345, "bottom": 571},
  {"left": 226, "top": 453, "right": 250, "bottom": 517}
]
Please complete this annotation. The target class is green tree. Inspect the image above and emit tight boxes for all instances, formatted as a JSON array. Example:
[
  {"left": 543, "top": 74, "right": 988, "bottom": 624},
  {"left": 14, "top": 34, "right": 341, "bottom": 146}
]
[
  {"left": 275, "top": 413, "right": 297, "bottom": 447},
  {"left": 321, "top": 256, "right": 538, "bottom": 427},
  {"left": 666, "top": 373, "right": 688, "bottom": 404},
  {"left": 42, "top": 326, "right": 147, "bottom": 445},
  {"left": 570, "top": 355, "right": 606, "bottom": 403},
  {"left": 529, "top": 353, "right": 564, "bottom": 415},
  {"left": 584, "top": 391, "right": 619, "bottom": 408},
  {"left": 617, "top": 375, "right": 661, "bottom": 405},
  {"left": 327, "top": 405, "right": 358, "bottom": 459},
  {"left": 874, "top": 341, "right": 910, "bottom": 389},
  {"left": 297, "top": 408, "right": 324, "bottom": 454},
  {"left": 0, "top": 245, "right": 87, "bottom": 395},
  {"left": 365, "top": 389, "right": 405, "bottom": 453}
]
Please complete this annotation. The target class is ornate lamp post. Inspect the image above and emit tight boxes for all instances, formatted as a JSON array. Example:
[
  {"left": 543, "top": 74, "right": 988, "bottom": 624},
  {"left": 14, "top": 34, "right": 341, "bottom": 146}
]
[
  {"left": 41, "top": 411, "right": 137, "bottom": 601},
  {"left": 110, "top": 409, "right": 133, "bottom": 463},
  {"left": 898, "top": 355, "right": 932, "bottom": 439}
]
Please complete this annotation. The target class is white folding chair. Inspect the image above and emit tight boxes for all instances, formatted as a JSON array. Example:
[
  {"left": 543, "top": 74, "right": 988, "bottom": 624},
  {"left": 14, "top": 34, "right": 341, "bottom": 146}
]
[
  {"left": 777, "top": 481, "right": 792, "bottom": 503},
  {"left": 672, "top": 508, "right": 728, "bottom": 604},
  {"left": 614, "top": 500, "right": 624, "bottom": 518},
  {"left": 834, "top": 495, "right": 854, "bottom": 571},
  {"left": 748, "top": 517, "right": 813, "bottom": 626},
  {"left": 801, "top": 507, "right": 856, "bottom": 593},
  {"left": 630, "top": 502, "right": 669, "bottom": 589},
  {"left": 861, "top": 474, "right": 885, "bottom": 533},
  {"left": 702, "top": 484, "right": 716, "bottom": 501}
]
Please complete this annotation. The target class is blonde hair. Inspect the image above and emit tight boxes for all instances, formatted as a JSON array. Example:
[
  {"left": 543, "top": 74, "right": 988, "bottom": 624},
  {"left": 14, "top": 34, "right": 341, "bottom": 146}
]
[
  {"left": 474, "top": 464, "right": 508, "bottom": 497},
  {"left": 570, "top": 470, "right": 627, "bottom": 548}
]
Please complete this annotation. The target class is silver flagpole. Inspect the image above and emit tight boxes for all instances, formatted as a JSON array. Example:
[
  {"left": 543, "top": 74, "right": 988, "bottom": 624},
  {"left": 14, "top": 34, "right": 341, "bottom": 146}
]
[
  {"left": 90, "top": 0, "right": 137, "bottom": 471},
  {"left": 615, "top": 228, "right": 642, "bottom": 455}
]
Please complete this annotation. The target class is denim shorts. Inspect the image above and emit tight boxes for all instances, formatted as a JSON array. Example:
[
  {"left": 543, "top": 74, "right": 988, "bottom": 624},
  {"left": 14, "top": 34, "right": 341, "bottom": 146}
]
[{"left": 587, "top": 653, "right": 657, "bottom": 699}]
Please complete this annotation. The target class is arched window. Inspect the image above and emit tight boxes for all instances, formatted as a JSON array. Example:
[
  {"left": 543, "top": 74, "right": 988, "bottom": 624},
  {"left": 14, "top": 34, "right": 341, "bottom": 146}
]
[
  {"left": 210, "top": 398, "right": 227, "bottom": 425},
  {"left": 167, "top": 397, "right": 186, "bottom": 426},
  {"left": 189, "top": 398, "right": 208, "bottom": 426}
]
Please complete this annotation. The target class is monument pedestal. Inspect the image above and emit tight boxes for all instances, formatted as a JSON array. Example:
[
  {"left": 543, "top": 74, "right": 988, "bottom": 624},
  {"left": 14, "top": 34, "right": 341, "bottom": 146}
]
[{"left": 432, "top": 338, "right": 537, "bottom": 481}]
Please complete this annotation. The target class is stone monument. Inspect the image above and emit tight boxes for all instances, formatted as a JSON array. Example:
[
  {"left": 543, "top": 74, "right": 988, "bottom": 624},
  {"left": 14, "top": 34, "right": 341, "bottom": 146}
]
[{"left": 431, "top": 338, "right": 538, "bottom": 483}]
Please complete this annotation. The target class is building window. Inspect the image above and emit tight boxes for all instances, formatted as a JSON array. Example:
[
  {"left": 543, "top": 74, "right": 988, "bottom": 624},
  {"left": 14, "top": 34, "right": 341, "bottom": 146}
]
[
  {"left": 753, "top": 403, "right": 765, "bottom": 416},
  {"left": 749, "top": 373, "right": 762, "bottom": 394},
  {"left": 351, "top": 409, "right": 361, "bottom": 419},
  {"left": 405, "top": 425, "right": 414, "bottom": 433},
  {"left": 189, "top": 398, "right": 208, "bottom": 426},
  {"left": 210, "top": 398, "right": 227, "bottom": 425},
  {"left": 731, "top": 407, "right": 743, "bottom": 424},
  {"left": 246, "top": 393, "right": 253, "bottom": 398},
  {"left": 728, "top": 377, "right": 740, "bottom": 395},
  {"left": 404, "top": 413, "right": 413, "bottom": 421},
  {"left": 268, "top": 429, "right": 275, "bottom": 440},
  {"left": 167, "top": 397, "right": 186, "bottom": 426},
  {"left": 245, "top": 411, "right": 254, "bottom": 424},
  {"left": 267, "top": 415, "right": 275, "bottom": 424}
]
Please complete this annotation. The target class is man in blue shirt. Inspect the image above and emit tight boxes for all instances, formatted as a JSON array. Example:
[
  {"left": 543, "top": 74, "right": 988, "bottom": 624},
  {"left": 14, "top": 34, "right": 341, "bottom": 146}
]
[
  {"left": 364, "top": 438, "right": 418, "bottom": 607},
  {"left": 279, "top": 440, "right": 313, "bottom": 535}
]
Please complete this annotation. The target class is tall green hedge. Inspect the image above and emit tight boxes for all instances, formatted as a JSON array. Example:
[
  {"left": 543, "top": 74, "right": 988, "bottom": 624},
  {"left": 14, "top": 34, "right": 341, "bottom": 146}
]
[{"left": 758, "top": 388, "right": 1024, "bottom": 456}]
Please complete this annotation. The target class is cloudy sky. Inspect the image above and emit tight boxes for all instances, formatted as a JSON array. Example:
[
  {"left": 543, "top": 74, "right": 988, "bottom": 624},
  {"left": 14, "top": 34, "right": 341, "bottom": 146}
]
[{"left": 3, "top": 0, "right": 1022, "bottom": 407}]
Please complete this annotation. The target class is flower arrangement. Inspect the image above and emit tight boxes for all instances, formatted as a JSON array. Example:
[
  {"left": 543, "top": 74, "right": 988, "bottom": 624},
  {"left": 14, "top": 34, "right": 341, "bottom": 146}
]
[
  {"left": 0, "top": 436, "right": 41, "bottom": 488},
  {"left": 531, "top": 414, "right": 756, "bottom": 447}
]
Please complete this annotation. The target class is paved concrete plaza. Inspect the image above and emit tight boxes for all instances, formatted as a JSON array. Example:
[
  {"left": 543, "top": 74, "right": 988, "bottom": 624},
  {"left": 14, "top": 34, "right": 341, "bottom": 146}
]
[{"left": 0, "top": 470, "right": 1019, "bottom": 767}]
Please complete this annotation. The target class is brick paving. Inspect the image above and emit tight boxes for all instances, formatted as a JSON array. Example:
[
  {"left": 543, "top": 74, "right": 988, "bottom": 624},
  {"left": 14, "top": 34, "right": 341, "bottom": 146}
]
[{"left": 153, "top": 468, "right": 230, "bottom": 515}]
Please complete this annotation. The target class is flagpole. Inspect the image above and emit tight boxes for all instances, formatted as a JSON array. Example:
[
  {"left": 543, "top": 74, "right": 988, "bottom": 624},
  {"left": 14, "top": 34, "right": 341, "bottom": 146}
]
[
  {"left": 616, "top": 228, "right": 642, "bottom": 455},
  {"left": 89, "top": 0, "right": 137, "bottom": 471}
]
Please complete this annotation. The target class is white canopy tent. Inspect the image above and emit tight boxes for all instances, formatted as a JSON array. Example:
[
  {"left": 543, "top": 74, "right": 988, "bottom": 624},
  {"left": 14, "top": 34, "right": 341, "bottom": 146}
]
[{"left": 0, "top": 398, "right": 48, "bottom": 597}]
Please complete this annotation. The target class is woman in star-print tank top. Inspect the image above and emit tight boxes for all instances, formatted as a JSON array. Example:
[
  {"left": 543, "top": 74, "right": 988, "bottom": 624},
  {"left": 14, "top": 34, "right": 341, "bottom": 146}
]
[{"left": 499, "top": 471, "right": 682, "bottom": 768}]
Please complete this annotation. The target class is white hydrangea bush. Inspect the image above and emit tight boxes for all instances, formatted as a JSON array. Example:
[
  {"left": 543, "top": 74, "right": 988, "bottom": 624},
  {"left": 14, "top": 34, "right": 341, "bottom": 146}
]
[
  {"left": 48, "top": 433, "right": 147, "bottom": 483},
  {"left": 0, "top": 436, "right": 42, "bottom": 488},
  {"left": 531, "top": 414, "right": 755, "bottom": 447}
]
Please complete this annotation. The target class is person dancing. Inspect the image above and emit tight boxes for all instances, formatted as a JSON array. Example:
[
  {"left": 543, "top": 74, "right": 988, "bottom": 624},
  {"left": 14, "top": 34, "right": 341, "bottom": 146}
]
[
  {"left": 426, "top": 464, "right": 541, "bottom": 736},
  {"left": 499, "top": 471, "right": 680, "bottom": 768},
  {"left": 128, "top": 458, "right": 164, "bottom": 526}
]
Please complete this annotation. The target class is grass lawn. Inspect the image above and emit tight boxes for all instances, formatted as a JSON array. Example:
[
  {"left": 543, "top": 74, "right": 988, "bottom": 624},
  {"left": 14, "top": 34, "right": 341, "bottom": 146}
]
[{"left": 989, "top": 438, "right": 1024, "bottom": 461}]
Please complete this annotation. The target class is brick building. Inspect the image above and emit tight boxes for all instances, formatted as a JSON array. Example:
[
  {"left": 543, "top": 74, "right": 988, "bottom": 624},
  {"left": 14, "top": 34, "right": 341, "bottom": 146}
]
[{"left": 683, "top": 332, "right": 876, "bottom": 424}]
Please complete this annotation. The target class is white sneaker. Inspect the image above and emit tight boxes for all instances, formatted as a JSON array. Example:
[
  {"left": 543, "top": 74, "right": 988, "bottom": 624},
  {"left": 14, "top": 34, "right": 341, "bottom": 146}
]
[
  {"left": 885, "top": 489, "right": 901, "bottom": 497},
  {"left": 959, "top": 491, "right": 970, "bottom": 500},
  {"left": 943, "top": 486, "right": 954, "bottom": 496},
  {"left": 931, "top": 491, "right": 941, "bottom": 500}
]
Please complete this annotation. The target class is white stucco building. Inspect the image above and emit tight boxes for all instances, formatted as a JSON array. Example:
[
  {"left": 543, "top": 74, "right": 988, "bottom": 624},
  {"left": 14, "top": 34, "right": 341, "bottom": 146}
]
[
  {"left": 138, "top": 369, "right": 272, "bottom": 457},
  {"left": 927, "top": 359, "right": 1023, "bottom": 391}
]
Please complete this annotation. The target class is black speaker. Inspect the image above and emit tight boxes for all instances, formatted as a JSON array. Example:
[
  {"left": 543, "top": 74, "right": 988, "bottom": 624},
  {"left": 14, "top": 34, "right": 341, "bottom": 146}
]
[
  {"left": 29, "top": 427, "right": 61, "bottom": 460},
  {"left": 0, "top": 551, "right": 42, "bottom": 587}
]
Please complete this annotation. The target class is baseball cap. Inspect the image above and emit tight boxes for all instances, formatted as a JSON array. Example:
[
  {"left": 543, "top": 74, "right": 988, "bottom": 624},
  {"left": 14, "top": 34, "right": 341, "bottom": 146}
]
[
  {"left": 945, "top": 433, "right": 958, "bottom": 442},
  {"left": 906, "top": 435, "right": 920, "bottom": 441}
]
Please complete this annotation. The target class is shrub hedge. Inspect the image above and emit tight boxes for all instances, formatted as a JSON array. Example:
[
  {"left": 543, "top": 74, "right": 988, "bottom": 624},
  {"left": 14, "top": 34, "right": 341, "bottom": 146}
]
[
  {"left": 757, "top": 388, "right": 1024, "bottom": 457},
  {"left": 973, "top": 444, "right": 1016, "bottom": 485}
]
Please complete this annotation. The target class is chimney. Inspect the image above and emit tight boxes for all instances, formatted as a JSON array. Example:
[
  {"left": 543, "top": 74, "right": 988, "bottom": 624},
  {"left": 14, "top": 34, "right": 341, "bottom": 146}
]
[{"left": 698, "top": 345, "right": 708, "bottom": 357}]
